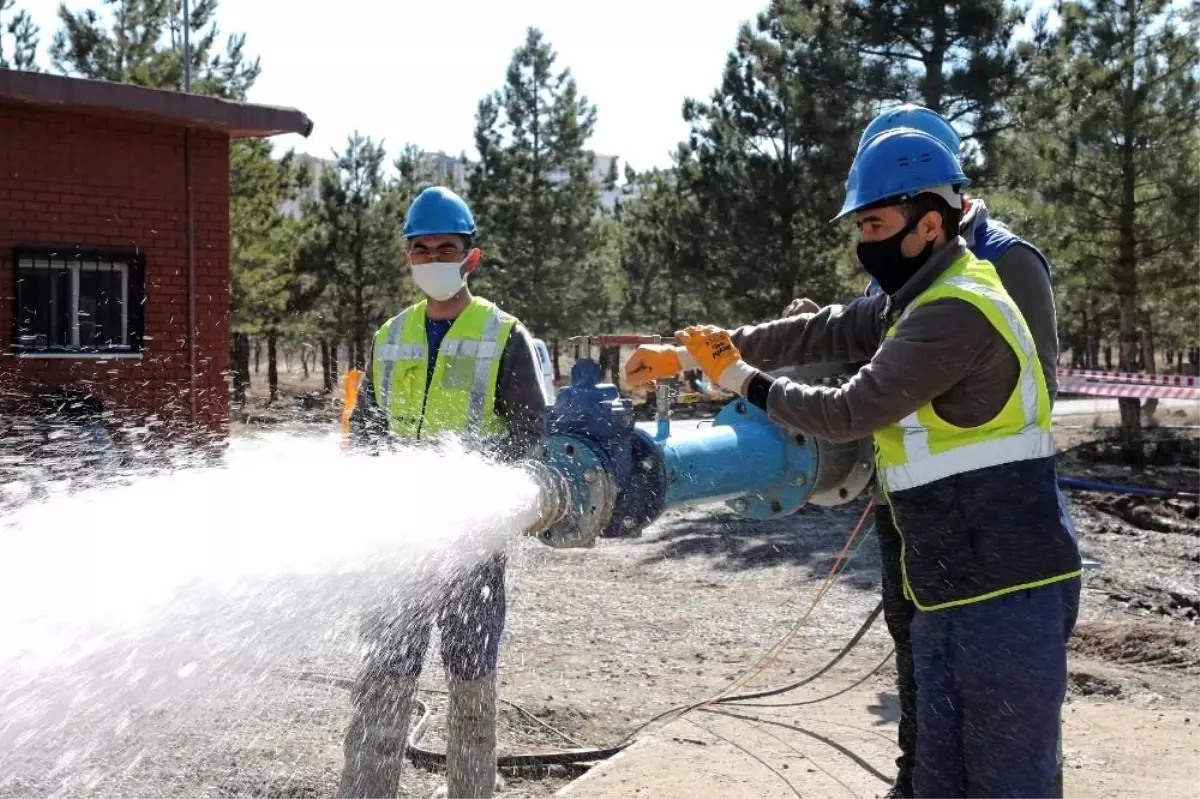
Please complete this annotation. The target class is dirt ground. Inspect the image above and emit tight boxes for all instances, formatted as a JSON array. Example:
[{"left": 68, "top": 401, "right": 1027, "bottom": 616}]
[{"left": 2, "top": 367, "right": 1197, "bottom": 798}]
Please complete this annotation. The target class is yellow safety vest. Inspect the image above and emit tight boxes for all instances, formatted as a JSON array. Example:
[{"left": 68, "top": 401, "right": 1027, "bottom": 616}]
[
  {"left": 874, "top": 250, "right": 1079, "bottom": 611},
  {"left": 371, "top": 296, "right": 517, "bottom": 440},
  {"left": 875, "top": 252, "right": 1055, "bottom": 492}
]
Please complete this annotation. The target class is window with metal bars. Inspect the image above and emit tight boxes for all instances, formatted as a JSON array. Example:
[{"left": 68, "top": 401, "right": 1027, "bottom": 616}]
[{"left": 12, "top": 248, "right": 146, "bottom": 354}]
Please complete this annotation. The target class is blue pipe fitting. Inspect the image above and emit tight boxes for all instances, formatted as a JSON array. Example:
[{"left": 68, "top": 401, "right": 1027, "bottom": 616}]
[
  {"left": 651, "top": 399, "right": 818, "bottom": 519},
  {"left": 526, "top": 357, "right": 874, "bottom": 549}
]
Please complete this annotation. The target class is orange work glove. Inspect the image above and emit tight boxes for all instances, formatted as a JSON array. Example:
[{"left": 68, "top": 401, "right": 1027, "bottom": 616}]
[
  {"left": 676, "top": 325, "right": 757, "bottom": 394},
  {"left": 624, "top": 344, "right": 684, "bottom": 387}
]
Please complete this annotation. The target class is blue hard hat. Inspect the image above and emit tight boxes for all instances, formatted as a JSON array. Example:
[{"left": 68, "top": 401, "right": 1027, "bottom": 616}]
[
  {"left": 833, "top": 128, "right": 970, "bottom": 222},
  {"left": 859, "top": 104, "right": 961, "bottom": 156},
  {"left": 403, "top": 186, "right": 477, "bottom": 239}
]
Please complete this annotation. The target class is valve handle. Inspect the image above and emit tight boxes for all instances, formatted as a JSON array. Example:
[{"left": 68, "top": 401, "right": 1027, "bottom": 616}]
[{"left": 586, "top": 334, "right": 663, "bottom": 346}]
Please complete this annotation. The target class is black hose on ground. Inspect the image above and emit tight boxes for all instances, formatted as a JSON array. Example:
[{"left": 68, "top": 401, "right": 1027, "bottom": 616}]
[
  {"left": 291, "top": 596, "right": 887, "bottom": 767},
  {"left": 288, "top": 441, "right": 891, "bottom": 769},
  {"left": 291, "top": 671, "right": 628, "bottom": 769},
  {"left": 404, "top": 696, "right": 626, "bottom": 769}
]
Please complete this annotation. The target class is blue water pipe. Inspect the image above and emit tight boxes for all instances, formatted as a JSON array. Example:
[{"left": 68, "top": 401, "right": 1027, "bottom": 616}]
[{"left": 524, "top": 355, "right": 873, "bottom": 548}]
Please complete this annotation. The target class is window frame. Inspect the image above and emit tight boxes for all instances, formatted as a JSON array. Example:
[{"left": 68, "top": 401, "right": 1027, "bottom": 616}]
[{"left": 11, "top": 246, "right": 147, "bottom": 357}]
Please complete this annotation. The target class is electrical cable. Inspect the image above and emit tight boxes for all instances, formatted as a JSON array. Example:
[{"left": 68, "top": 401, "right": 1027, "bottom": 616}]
[
  {"left": 288, "top": 496, "right": 890, "bottom": 768},
  {"left": 714, "top": 601, "right": 884, "bottom": 703},
  {"left": 613, "top": 499, "right": 883, "bottom": 746},
  {"left": 710, "top": 498, "right": 876, "bottom": 700},
  {"left": 721, "top": 647, "right": 894, "bottom": 708}
]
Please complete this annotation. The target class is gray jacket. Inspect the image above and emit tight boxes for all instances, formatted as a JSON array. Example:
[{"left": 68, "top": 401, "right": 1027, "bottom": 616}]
[
  {"left": 350, "top": 309, "right": 547, "bottom": 462},
  {"left": 731, "top": 238, "right": 1046, "bottom": 444}
]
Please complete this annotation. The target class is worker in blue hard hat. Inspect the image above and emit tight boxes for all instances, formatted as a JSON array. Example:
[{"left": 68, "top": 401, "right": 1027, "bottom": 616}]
[
  {"left": 780, "top": 103, "right": 1066, "bottom": 799},
  {"left": 340, "top": 185, "right": 547, "bottom": 799},
  {"left": 625, "top": 127, "right": 1081, "bottom": 799}
]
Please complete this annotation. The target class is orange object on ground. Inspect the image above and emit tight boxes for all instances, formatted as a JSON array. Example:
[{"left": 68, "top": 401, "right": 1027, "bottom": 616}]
[{"left": 341, "top": 369, "right": 364, "bottom": 445}]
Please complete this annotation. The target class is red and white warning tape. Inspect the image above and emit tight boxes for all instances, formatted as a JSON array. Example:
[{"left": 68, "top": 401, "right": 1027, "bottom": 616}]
[
  {"left": 1056, "top": 367, "right": 1200, "bottom": 400},
  {"left": 1056, "top": 367, "right": 1198, "bottom": 388},
  {"left": 1058, "top": 379, "right": 1200, "bottom": 401}
]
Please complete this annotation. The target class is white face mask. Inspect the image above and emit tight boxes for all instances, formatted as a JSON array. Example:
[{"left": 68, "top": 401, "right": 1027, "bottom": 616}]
[{"left": 410, "top": 258, "right": 467, "bottom": 302}]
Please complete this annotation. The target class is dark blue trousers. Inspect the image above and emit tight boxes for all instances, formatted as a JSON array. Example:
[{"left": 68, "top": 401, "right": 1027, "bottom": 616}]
[{"left": 911, "top": 578, "right": 1080, "bottom": 798}]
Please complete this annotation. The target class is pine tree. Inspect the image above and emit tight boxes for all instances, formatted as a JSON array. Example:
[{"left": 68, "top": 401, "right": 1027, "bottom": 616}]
[
  {"left": 1025, "top": 0, "right": 1199, "bottom": 446},
  {"left": 0, "top": 0, "right": 39, "bottom": 69},
  {"left": 467, "top": 27, "right": 603, "bottom": 340},
  {"left": 845, "top": 0, "right": 1031, "bottom": 176},
  {"left": 50, "top": 0, "right": 258, "bottom": 98},
  {"left": 314, "top": 133, "right": 403, "bottom": 370},
  {"left": 228, "top": 140, "right": 311, "bottom": 403},
  {"left": 615, "top": 162, "right": 711, "bottom": 332},
  {"left": 678, "top": 0, "right": 870, "bottom": 321}
]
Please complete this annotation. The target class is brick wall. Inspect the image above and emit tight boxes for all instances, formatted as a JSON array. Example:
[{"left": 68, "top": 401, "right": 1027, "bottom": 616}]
[{"left": 0, "top": 103, "right": 231, "bottom": 441}]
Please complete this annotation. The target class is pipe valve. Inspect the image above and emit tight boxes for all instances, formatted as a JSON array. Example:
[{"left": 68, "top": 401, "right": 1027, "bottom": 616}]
[{"left": 523, "top": 347, "right": 875, "bottom": 548}]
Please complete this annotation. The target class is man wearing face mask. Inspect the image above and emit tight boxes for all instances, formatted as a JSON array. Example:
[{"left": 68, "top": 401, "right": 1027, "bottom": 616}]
[
  {"left": 341, "top": 186, "right": 547, "bottom": 799},
  {"left": 624, "top": 128, "right": 1081, "bottom": 799},
  {"left": 780, "top": 104, "right": 1066, "bottom": 799}
]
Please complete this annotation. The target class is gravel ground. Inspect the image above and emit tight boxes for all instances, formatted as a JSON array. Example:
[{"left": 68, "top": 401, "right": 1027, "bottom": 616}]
[{"left": 0, "top": 428, "right": 1196, "bottom": 798}]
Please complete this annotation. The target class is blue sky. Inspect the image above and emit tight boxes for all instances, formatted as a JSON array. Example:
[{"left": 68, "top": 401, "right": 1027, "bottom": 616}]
[{"left": 17, "top": 0, "right": 1054, "bottom": 170}]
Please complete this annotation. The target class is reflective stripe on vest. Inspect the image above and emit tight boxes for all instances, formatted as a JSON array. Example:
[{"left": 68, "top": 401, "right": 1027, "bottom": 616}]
[
  {"left": 875, "top": 253, "right": 1055, "bottom": 493},
  {"left": 371, "top": 297, "right": 516, "bottom": 439}
]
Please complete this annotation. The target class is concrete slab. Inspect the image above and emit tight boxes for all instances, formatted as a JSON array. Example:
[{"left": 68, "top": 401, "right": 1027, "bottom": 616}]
[{"left": 556, "top": 684, "right": 1200, "bottom": 799}]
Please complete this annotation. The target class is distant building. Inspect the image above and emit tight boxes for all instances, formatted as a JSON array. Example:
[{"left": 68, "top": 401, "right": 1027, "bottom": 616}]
[
  {"left": 279, "top": 152, "right": 328, "bottom": 219},
  {"left": 0, "top": 68, "right": 312, "bottom": 444},
  {"left": 283, "top": 149, "right": 627, "bottom": 212},
  {"left": 421, "top": 151, "right": 470, "bottom": 190}
]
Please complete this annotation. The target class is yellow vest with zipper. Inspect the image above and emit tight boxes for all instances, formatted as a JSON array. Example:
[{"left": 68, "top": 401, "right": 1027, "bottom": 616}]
[{"left": 371, "top": 296, "right": 517, "bottom": 440}]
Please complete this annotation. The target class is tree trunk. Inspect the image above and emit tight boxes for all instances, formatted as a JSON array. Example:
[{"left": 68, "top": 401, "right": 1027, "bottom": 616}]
[
  {"left": 353, "top": 207, "right": 367, "bottom": 371},
  {"left": 552, "top": 338, "right": 562, "bottom": 381},
  {"left": 600, "top": 345, "right": 620, "bottom": 384},
  {"left": 1115, "top": 12, "right": 1142, "bottom": 448},
  {"left": 254, "top": 339, "right": 261, "bottom": 374},
  {"left": 320, "top": 339, "right": 333, "bottom": 394},
  {"left": 1141, "top": 323, "right": 1155, "bottom": 375},
  {"left": 231, "top": 333, "right": 251, "bottom": 406},
  {"left": 1079, "top": 309, "right": 1090, "bottom": 368},
  {"left": 921, "top": 13, "right": 949, "bottom": 112},
  {"left": 267, "top": 332, "right": 280, "bottom": 404},
  {"left": 301, "top": 345, "right": 310, "bottom": 380},
  {"left": 330, "top": 339, "right": 340, "bottom": 385}
]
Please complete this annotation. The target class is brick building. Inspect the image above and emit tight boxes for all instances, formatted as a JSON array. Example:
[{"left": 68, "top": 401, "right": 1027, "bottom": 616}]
[{"left": 0, "top": 69, "right": 311, "bottom": 445}]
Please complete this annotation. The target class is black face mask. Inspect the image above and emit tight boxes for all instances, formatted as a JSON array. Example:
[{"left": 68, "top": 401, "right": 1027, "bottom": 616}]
[{"left": 856, "top": 218, "right": 936, "bottom": 296}]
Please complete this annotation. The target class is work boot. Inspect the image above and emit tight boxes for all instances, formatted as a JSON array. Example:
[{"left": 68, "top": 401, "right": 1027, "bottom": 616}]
[
  {"left": 439, "top": 673, "right": 500, "bottom": 799},
  {"left": 339, "top": 677, "right": 417, "bottom": 798}
]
